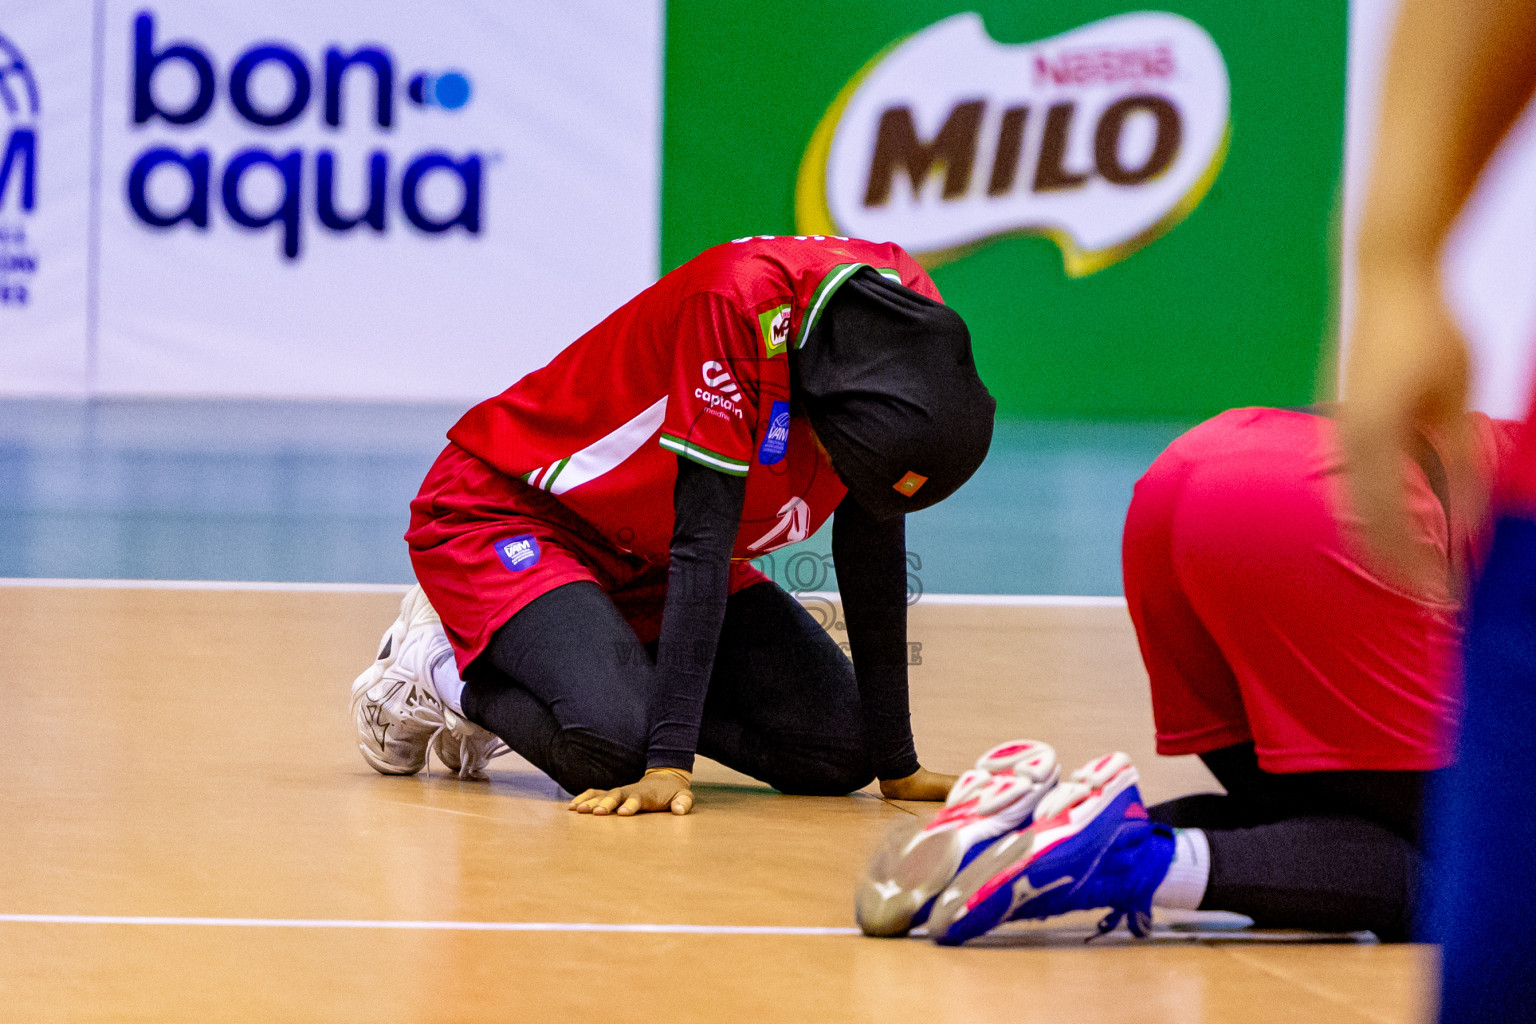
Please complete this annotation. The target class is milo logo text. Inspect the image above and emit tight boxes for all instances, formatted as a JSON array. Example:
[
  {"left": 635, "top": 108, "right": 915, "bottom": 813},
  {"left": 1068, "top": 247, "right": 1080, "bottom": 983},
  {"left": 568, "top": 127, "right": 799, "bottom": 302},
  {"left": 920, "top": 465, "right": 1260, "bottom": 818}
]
[{"left": 796, "top": 13, "right": 1230, "bottom": 276}]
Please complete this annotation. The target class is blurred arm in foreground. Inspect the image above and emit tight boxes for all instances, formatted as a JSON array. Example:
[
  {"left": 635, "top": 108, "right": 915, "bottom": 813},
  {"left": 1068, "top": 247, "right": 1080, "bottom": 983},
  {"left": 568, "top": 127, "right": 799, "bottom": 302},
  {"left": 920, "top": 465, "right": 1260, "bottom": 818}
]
[{"left": 1341, "top": 0, "right": 1536, "bottom": 587}]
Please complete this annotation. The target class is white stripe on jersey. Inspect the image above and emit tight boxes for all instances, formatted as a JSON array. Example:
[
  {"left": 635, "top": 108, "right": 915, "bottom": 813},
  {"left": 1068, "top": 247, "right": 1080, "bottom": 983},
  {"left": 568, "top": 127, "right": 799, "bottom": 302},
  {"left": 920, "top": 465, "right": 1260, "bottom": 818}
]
[{"left": 549, "top": 397, "right": 669, "bottom": 496}]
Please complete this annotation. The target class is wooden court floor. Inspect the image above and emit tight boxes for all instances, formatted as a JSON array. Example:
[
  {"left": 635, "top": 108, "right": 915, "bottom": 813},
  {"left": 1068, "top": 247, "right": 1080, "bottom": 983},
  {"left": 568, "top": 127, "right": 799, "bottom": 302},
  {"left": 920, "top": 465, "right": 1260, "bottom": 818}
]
[{"left": 1, "top": 583, "right": 1431, "bottom": 1023}]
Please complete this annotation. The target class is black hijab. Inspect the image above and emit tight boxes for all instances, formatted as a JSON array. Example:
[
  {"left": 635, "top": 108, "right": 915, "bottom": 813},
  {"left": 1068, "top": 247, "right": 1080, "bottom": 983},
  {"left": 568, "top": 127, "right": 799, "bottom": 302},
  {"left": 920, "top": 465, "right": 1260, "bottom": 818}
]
[{"left": 793, "top": 267, "right": 995, "bottom": 519}]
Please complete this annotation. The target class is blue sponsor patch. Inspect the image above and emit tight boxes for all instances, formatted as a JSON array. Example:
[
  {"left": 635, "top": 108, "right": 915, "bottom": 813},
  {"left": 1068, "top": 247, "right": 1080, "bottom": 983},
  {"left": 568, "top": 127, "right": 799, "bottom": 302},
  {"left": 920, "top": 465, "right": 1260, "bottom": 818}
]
[
  {"left": 494, "top": 534, "right": 541, "bottom": 572},
  {"left": 758, "top": 401, "right": 791, "bottom": 465}
]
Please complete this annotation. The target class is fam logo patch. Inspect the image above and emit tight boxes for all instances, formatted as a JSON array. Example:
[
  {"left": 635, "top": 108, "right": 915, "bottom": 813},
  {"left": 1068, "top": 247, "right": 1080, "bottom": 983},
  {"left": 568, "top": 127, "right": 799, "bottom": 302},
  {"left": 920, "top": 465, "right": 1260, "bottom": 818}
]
[
  {"left": 758, "top": 303, "right": 790, "bottom": 358},
  {"left": 795, "top": 12, "right": 1230, "bottom": 276},
  {"left": 758, "top": 400, "right": 790, "bottom": 465},
  {"left": 494, "top": 533, "right": 541, "bottom": 572},
  {"left": 0, "top": 32, "right": 40, "bottom": 307}
]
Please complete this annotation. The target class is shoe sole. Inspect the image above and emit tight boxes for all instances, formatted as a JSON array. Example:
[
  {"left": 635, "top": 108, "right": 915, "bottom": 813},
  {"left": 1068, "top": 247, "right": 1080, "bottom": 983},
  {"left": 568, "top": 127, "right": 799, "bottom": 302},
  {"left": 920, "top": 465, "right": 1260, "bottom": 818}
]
[
  {"left": 927, "top": 753, "right": 1138, "bottom": 945},
  {"left": 349, "top": 586, "right": 438, "bottom": 776},
  {"left": 856, "top": 818, "right": 956, "bottom": 937},
  {"left": 855, "top": 741, "right": 1059, "bottom": 938}
]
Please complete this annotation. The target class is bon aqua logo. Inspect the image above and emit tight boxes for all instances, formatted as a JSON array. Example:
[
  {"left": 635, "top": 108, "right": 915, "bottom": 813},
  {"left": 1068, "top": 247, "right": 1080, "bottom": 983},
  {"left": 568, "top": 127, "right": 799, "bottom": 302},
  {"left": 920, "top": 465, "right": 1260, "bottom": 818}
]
[
  {"left": 0, "top": 31, "right": 39, "bottom": 306},
  {"left": 126, "top": 10, "right": 485, "bottom": 261},
  {"left": 796, "top": 12, "right": 1230, "bottom": 276}
]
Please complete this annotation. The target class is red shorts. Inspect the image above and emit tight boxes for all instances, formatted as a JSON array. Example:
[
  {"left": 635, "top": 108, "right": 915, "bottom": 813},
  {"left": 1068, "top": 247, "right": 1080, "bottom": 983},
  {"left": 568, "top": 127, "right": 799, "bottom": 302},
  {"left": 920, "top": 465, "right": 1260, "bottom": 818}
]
[
  {"left": 1122, "top": 408, "right": 1461, "bottom": 773},
  {"left": 405, "top": 444, "right": 768, "bottom": 668}
]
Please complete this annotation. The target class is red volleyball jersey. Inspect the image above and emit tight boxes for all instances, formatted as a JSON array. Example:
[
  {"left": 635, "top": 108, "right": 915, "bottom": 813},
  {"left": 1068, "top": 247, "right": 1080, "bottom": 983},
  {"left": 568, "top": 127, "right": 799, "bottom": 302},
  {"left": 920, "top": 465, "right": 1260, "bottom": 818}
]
[{"left": 446, "top": 235, "right": 943, "bottom": 562}]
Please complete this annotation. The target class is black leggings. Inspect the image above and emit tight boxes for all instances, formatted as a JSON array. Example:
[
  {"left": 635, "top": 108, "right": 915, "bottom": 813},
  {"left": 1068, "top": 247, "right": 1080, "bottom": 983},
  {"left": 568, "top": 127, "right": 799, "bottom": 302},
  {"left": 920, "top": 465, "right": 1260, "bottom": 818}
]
[
  {"left": 1149, "top": 744, "right": 1429, "bottom": 941},
  {"left": 460, "top": 580, "right": 875, "bottom": 797}
]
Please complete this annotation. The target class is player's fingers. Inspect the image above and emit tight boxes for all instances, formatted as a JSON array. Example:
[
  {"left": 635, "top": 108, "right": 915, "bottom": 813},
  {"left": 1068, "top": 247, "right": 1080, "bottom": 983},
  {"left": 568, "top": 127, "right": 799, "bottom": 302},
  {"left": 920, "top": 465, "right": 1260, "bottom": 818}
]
[
  {"left": 616, "top": 794, "right": 643, "bottom": 816},
  {"left": 569, "top": 788, "right": 603, "bottom": 811},
  {"left": 671, "top": 789, "right": 694, "bottom": 815},
  {"left": 591, "top": 790, "right": 625, "bottom": 816}
]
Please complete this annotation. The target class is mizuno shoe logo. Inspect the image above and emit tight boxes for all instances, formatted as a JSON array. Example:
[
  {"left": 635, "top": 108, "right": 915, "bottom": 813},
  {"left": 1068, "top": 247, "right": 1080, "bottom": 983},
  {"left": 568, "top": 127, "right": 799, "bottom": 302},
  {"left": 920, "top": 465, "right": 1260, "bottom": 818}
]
[
  {"left": 1005, "top": 872, "right": 1073, "bottom": 918},
  {"left": 362, "top": 703, "right": 389, "bottom": 747},
  {"left": 360, "top": 679, "right": 407, "bottom": 747}
]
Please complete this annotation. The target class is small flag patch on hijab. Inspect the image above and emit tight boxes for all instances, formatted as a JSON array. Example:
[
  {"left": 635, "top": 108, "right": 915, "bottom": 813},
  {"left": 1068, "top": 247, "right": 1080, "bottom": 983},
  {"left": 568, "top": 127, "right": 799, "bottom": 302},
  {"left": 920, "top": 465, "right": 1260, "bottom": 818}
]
[{"left": 893, "top": 470, "right": 929, "bottom": 496}]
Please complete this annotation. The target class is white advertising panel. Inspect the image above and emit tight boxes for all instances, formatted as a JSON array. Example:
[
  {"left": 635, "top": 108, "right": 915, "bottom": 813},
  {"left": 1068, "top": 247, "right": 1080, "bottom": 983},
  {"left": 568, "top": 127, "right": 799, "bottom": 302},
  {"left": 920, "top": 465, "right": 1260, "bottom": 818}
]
[
  {"left": 0, "top": 2, "right": 91, "bottom": 393},
  {"left": 7, "top": 0, "right": 1535, "bottom": 410},
  {"left": 2, "top": 0, "right": 662, "bottom": 399}
]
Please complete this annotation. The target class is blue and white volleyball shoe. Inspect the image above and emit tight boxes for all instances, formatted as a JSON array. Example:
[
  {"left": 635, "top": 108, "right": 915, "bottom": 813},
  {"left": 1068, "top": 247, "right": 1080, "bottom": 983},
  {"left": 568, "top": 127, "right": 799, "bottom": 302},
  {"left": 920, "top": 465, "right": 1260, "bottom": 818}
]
[
  {"left": 926, "top": 752, "right": 1175, "bottom": 945},
  {"left": 856, "top": 740, "right": 1061, "bottom": 937}
]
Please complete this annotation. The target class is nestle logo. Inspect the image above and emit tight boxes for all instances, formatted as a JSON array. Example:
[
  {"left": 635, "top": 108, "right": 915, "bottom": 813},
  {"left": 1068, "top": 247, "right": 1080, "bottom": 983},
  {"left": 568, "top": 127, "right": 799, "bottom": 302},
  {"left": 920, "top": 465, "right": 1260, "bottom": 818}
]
[{"left": 1032, "top": 45, "right": 1175, "bottom": 87}]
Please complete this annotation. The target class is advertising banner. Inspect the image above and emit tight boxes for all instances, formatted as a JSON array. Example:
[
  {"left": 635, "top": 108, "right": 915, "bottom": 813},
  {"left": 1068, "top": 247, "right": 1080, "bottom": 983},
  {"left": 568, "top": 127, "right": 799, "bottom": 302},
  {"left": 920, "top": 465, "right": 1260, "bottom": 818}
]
[
  {"left": 0, "top": 3, "right": 91, "bottom": 392},
  {"left": 6, "top": 1, "right": 1532, "bottom": 418},
  {"left": 663, "top": 2, "right": 1347, "bottom": 420},
  {"left": 1, "top": 0, "right": 662, "bottom": 399}
]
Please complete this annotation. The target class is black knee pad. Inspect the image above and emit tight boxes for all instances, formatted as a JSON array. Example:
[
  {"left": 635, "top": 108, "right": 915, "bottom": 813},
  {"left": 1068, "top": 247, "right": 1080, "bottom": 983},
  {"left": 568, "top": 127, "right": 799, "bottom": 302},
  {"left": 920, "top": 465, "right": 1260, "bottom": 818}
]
[
  {"left": 548, "top": 727, "right": 646, "bottom": 794},
  {"left": 769, "top": 763, "right": 876, "bottom": 797}
]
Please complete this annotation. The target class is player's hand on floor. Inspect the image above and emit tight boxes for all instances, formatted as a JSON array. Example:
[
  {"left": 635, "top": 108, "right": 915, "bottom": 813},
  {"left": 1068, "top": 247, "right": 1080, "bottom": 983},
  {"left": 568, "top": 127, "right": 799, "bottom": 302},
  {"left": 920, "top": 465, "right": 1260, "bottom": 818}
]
[
  {"left": 569, "top": 768, "right": 694, "bottom": 816},
  {"left": 879, "top": 766, "right": 960, "bottom": 802}
]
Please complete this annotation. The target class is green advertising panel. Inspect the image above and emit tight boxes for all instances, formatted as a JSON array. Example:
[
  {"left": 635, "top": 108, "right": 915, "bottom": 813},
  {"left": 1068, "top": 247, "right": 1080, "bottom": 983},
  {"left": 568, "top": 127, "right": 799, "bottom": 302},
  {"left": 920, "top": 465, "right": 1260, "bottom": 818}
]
[{"left": 662, "top": 3, "right": 1346, "bottom": 420}]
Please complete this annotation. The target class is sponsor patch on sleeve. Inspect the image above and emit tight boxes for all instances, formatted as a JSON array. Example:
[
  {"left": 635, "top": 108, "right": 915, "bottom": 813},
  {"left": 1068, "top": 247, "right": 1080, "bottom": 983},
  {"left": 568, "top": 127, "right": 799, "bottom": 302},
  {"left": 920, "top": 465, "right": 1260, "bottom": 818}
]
[
  {"left": 493, "top": 533, "right": 542, "bottom": 572},
  {"left": 758, "top": 304, "right": 791, "bottom": 358},
  {"left": 758, "top": 401, "right": 791, "bottom": 465}
]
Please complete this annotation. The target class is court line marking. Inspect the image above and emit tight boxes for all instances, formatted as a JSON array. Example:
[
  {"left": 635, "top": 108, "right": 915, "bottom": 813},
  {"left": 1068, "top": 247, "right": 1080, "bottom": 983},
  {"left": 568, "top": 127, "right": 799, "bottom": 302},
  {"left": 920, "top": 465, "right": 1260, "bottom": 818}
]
[
  {"left": 0, "top": 914, "right": 859, "bottom": 936},
  {"left": 909, "top": 594, "right": 1126, "bottom": 607},
  {"left": 0, "top": 579, "right": 410, "bottom": 593},
  {"left": 0, "top": 579, "right": 1126, "bottom": 606},
  {"left": 379, "top": 799, "right": 512, "bottom": 821}
]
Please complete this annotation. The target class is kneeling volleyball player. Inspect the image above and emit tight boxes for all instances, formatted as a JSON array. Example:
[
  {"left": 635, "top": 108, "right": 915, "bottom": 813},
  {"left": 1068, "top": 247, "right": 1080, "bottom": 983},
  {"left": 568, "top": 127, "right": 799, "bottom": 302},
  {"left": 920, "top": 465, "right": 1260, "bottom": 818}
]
[
  {"left": 886, "top": 406, "right": 1514, "bottom": 943},
  {"left": 350, "top": 235, "right": 996, "bottom": 815}
]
